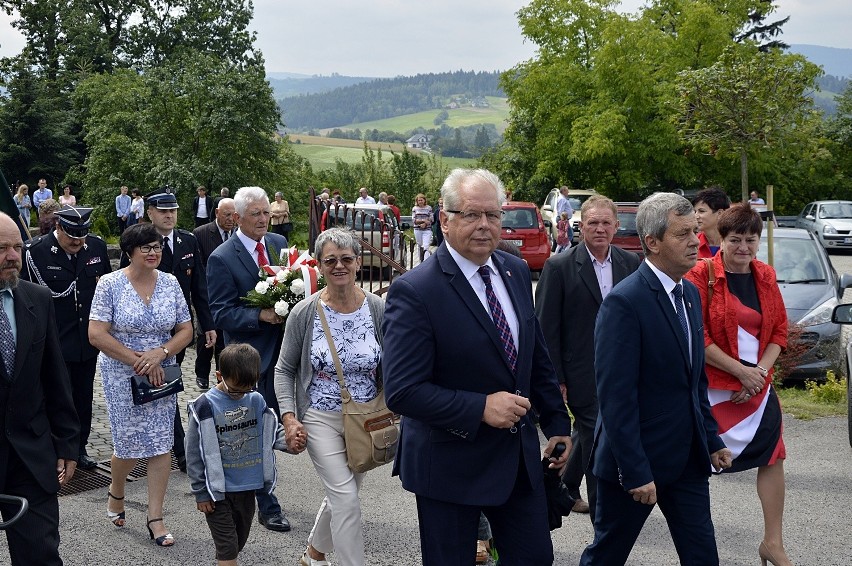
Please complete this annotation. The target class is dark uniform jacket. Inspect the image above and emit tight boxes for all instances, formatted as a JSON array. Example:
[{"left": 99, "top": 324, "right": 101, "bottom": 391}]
[
  {"left": 21, "top": 232, "right": 112, "bottom": 362},
  {"left": 120, "top": 228, "right": 214, "bottom": 333}
]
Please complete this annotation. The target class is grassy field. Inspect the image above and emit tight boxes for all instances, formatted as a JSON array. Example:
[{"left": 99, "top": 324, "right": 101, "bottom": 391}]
[
  {"left": 288, "top": 136, "right": 476, "bottom": 170},
  {"left": 323, "top": 96, "right": 511, "bottom": 134}
]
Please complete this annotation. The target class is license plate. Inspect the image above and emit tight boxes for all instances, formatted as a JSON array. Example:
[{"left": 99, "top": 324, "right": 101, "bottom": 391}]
[
  {"left": 845, "top": 237, "right": 852, "bottom": 244},
  {"left": 506, "top": 239, "right": 523, "bottom": 247}
]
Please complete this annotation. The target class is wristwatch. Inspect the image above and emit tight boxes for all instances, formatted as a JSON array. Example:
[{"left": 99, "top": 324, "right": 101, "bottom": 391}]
[{"left": 162, "top": 347, "right": 170, "bottom": 356}]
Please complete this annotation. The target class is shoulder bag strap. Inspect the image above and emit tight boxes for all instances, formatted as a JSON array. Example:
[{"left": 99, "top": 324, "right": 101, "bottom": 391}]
[
  {"left": 704, "top": 257, "right": 715, "bottom": 306},
  {"left": 316, "top": 300, "right": 350, "bottom": 402}
]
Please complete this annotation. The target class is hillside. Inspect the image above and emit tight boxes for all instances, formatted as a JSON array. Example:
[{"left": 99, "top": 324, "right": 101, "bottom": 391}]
[
  {"left": 268, "top": 73, "right": 374, "bottom": 99},
  {"left": 789, "top": 45, "right": 852, "bottom": 79},
  {"left": 278, "top": 70, "right": 503, "bottom": 130}
]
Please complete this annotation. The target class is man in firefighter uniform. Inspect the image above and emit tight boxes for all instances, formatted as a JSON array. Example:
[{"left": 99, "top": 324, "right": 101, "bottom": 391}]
[{"left": 21, "top": 205, "right": 111, "bottom": 470}]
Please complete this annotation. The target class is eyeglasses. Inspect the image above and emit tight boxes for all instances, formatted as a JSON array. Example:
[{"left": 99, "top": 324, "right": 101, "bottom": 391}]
[
  {"left": 321, "top": 255, "right": 357, "bottom": 267},
  {"left": 222, "top": 380, "right": 254, "bottom": 399},
  {"left": 139, "top": 245, "right": 163, "bottom": 254},
  {"left": 446, "top": 209, "right": 504, "bottom": 224}
]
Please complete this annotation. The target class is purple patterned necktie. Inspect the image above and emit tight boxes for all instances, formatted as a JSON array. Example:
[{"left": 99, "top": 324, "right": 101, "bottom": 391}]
[
  {"left": 478, "top": 265, "right": 517, "bottom": 373},
  {"left": 0, "top": 292, "right": 15, "bottom": 378}
]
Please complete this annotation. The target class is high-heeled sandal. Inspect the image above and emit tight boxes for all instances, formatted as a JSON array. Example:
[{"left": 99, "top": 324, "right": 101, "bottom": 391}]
[
  {"left": 106, "top": 491, "right": 125, "bottom": 527},
  {"left": 146, "top": 517, "right": 174, "bottom": 547}
]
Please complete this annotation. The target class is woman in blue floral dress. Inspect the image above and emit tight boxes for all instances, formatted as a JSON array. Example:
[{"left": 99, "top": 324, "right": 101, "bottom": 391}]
[{"left": 89, "top": 223, "right": 193, "bottom": 547}]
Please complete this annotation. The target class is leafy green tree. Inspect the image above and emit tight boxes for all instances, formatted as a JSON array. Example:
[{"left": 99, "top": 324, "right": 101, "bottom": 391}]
[
  {"left": 389, "top": 147, "right": 427, "bottom": 208},
  {"left": 674, "top": 45, "right": 821, "bottom": 201}
]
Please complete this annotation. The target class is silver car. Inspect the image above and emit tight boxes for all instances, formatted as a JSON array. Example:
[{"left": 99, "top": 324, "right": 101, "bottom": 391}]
[
  {"left": 829, "top": 304, "right": 852, "bottom": 447},
  {"left": 795, "top": 200, "right": 852, "bottom": 250},
  {"left": 759, "top": 228, "right": 852, "bottom": 381}
]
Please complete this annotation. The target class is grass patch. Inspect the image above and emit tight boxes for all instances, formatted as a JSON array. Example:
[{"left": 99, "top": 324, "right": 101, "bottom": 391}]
[
  {"left": 288, "top": 137, "right": 476, "bottom": 171},
  {"left": 776, "top": 370, "right": 848, "bottom": 420}
]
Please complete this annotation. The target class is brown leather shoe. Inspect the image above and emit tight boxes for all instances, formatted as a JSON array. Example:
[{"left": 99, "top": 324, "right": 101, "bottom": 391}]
[{"left": 572, "top": 498, "right": 590, "bottom": 513}]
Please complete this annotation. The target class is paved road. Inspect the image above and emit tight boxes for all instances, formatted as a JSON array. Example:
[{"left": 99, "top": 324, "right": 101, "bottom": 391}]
[{"left": 1, "top": 250, "right": 850, "bottom": 564}]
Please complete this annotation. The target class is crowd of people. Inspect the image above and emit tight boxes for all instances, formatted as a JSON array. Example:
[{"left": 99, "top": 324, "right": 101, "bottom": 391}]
[{"left": 0, "top": 172, "right": 796, "bottom": 566}]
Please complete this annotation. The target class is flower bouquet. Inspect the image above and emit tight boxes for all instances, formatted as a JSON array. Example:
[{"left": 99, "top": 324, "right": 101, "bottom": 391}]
[{"left": 242, "top": 247, "right": 325, "bottom": 321}]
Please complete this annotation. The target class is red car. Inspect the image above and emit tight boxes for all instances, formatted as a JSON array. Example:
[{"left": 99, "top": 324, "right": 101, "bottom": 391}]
[
  {"left": 611, "top": 202, "right": 644, "bottom": 257},
  {"left": 500, "top": 201, "right": 551, "bottom": 271}
]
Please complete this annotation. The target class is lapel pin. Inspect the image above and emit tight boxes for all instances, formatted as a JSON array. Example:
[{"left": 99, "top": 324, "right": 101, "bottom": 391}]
[
  {"left": 506, "top": 270, "right": 512, "bottom": 277},
  {"left": 50, "top": 246, "right": 58, "bottom": 254}
]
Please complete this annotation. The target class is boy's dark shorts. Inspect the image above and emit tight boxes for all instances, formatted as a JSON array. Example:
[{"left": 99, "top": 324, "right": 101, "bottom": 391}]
[{"left": 204, "top": 490, "right": 256, "bottom": 560}]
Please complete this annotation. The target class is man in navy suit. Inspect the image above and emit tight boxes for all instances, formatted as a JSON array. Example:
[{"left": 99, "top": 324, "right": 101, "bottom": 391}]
[
  {"left": 580, "top": 192, "right": 733, "bottom": 565},
  {"left": 206, "top": 186, "right": 291, "bottom": 532},
  {"left": 383, "top": 168, "right": 571, "bottom": 565}
]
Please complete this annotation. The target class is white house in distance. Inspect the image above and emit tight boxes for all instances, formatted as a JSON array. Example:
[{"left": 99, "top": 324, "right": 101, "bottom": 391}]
[{"left": 406, "top": 133, "right": 432, "bottom": 149}]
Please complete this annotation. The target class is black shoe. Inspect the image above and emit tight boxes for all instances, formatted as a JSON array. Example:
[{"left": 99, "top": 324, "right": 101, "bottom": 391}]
[
  {"left": 177, "top": 456, "right": 187, "bottom": 473},
  {"left": 195, "top": 378, "right": 209, "bottom": 389},
  {"left": 258, "top": 511, "right": 291, "bottom": 532},
  {"left": 78, "top": 454, "right": 98, "bottom": 470}
]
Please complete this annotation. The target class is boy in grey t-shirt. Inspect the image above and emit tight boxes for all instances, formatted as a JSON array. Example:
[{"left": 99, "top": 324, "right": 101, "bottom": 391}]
[{"left": 186, "top": 344, "right": 287, "bottom": 564}]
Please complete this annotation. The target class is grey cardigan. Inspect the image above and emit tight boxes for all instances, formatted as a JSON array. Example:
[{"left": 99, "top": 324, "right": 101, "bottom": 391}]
[{"left": 274, "top": 290, "right": 385, "bottom": 420}]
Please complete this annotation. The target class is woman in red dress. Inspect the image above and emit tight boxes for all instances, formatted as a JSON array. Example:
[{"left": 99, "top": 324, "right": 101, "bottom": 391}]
[{"left": 686, "top": 203, "right": 792, "bottom": 566}]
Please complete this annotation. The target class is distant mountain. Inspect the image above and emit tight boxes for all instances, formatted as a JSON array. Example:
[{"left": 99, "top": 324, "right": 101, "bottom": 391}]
[
  {"left": 267, "top": 73, "right": 375, "bottom": 99},
  {"left": 277, "top": 71, "right": 504, "bottom": 130},
  {"left": 788, "top": 45, "right": 852, "bottom": 79}
]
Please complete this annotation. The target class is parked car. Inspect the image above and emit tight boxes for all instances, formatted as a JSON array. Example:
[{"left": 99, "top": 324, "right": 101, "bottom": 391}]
[
  {"left": 324, "top": 203, "right": 404, "bottom": 277},
  {"left": 611, "top": 202, "right": 643, "bottom": 257},
  {"left": 500, "top": 201, "right": 551, "bottom": 272},
  {"left": 756, "top": 228, "right": 852, "bottom": 381},
  {"left": 829, "top": 304, "right": 852, "bottom": 447},
  {"left": 795, "top": 200, "right": 852, "bottom": 250},
  {"left": 540, "top": 188, "right": 598, "bottom": 250}
]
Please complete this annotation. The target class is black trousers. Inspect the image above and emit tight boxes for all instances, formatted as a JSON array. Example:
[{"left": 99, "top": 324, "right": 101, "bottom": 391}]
[
  {"left": 65, "top": 358, "right": 97, "bottom": 455},
  {"left": 0, "top": 448, "right": 63, "bottom": 566},
  {"left": 172, "top": 348, "right": 187, "bottom": 462},
  {"left": 563, "top": 398, "right": 598, "bottom": 523},
  {"left": 194, "top": 330, "right": 224, "bottom": 384}
]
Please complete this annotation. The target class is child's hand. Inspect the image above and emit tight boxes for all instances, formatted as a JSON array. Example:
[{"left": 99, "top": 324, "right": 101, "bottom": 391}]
[{"left": 197, "top": 501, "right": 215, "bottom": 514}]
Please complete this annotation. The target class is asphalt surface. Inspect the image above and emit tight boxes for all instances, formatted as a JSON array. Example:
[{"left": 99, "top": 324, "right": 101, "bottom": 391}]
[{"left": 1, "top": 251, "right": 851, "bottom": 565}]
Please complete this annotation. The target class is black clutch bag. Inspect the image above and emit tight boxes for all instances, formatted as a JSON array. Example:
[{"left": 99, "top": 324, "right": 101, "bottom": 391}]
[{"left": 131, "top": 365, "right": 184, "bottom": 405}]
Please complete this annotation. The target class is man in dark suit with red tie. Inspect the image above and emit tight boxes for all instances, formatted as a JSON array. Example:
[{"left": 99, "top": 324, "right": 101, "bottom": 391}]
[
  {"left": 0, "top": 212, "right": 79, "bottom": 565},
  {"left": 207, "top": 186, "right": 291, "bottom": 532},
  {"left": 383, "top": 169, "right": 571, "bottom": 565},
  {"left": 580, "top": 193, "right": 733, "bottom": 565},
  {"left": 192, "top": 197, "right": 235, "bottom": 388}
]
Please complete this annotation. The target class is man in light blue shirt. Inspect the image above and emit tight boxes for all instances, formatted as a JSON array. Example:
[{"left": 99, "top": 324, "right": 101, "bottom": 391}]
[
  {"left": 31, "top": 178, "right": 52, "bottom": 213},
  {"left": 556, "top": 185, "right": 574, "bottom": 246},
  {"left": 115, "top": 185, "right": 132, "bottom": 233}
]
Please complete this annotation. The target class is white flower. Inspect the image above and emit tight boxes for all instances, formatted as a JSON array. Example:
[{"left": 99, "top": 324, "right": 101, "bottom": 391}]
[
  {"left": 254, "top": 281, "right": 270, "bottom": 294},
  {"left": 275, "top": 269, "right": 290, "bottom": 283},
  {"left": 274, "top": 300, "right": 290, "bottom": 317},
  {"left": 290, "top": 278, "right": 305, "bottom": 296}
]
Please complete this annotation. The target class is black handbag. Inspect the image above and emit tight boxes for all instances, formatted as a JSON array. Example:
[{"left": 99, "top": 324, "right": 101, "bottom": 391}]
[{"left": 131, "top": 365, "right": 184, "bottom": 405}]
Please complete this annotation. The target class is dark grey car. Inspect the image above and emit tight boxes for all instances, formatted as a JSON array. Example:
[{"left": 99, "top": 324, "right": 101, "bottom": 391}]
[{"left": 758, "top": 228, "right": 852, "bottom": 380}]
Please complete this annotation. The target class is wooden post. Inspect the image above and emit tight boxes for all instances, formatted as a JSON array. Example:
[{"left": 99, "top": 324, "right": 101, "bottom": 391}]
[{"left": 766, "top": 185, "right": 774, "bottom": 268}]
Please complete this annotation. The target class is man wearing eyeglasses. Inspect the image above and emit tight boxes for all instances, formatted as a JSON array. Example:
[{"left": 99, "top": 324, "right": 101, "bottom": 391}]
[
  {"left": 383, "top": 168, "right": 572, "bottom": 565},
  {"left": 206, "top": 186, "right": 292, "bottom": 533},
  {"left": 21, "top": 205, "right": 111, "bottom": 471}
]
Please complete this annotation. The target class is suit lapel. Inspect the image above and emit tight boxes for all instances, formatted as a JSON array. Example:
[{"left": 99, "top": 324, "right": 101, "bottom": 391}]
[
  {"left": 611, "top": 248, "right": 632, "bottom": 285},
  {"left": 641, "top": 264, "right": 692, "bottom": 368},
  {"left": 11, "top": 286, "right": 36, "bottom": 381},
  {"left": 576, "top": 245, "right": 604, "bottom": 306},
  {"left": 233, "top": 237, "right": 260, "bottom": 280}
]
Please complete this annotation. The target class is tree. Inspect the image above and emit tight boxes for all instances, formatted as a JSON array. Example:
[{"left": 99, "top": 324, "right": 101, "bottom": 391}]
[
  {"left": 675, "top": 45, "right": 821, "bottom": 200},
  {"left": 389, "top": 147, "right": 427, "bottom": 208}
]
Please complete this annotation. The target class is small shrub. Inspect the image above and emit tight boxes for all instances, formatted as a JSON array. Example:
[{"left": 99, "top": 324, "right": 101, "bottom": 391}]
[{"left": 805, "top": 370, "right": 847, "bottom": 404}]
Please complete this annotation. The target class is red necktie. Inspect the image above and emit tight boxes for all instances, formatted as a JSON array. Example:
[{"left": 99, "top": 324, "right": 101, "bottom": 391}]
[{"left": 255, "top": 241, "right": 269, "bottom": 267}]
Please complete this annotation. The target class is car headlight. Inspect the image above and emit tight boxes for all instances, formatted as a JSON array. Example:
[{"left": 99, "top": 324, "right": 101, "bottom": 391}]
[
  {"left": 797, "top": 296, "right": 838, "bottom": 327},
  {"left": 823, "top": 224, "right": 838, "bottom": 235}
]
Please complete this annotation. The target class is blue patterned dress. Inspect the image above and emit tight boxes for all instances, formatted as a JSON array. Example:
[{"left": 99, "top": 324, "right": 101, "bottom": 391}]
[{"left": 90, "top": 270, "right": 191, "bottom": 459}]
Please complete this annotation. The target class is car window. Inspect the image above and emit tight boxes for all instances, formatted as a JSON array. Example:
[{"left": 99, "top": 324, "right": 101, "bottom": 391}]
[
  {"left": 545, "top": 192, "right": 557, "bottom": 210},
  {"left": 758, "top": 238, "right": 826, "bottom": 282},
  {"left": 818, "top": 203, "right": 852, "bottom": 219},
  {"left": 617, "top": 212, "right": 638, "bottom": 235},
  {"left": 502, "top": 208, "right": 537, "bottom": 229}
]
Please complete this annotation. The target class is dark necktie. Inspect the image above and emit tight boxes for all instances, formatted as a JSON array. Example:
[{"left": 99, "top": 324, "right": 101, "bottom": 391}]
[
  {"left": 71, "top": 253, "right": 78, "bottom": 273},
  {"left": 672, "top": 283, "right": 690, "bottom": 346},
  {"left": 0, "top": 293, "right": 16, "bottom": 378},
  {"left": 256, "top": 241, "right": 269, "bottom": 267},
  {"left": 160, "top": 236, "right": 173, "bottom": 273},
  {"left": 222, "top": 230, "right": 229, "bottom": 241},
  {"left": 478, "top": 265, "right": 517, "bottom": 373}
]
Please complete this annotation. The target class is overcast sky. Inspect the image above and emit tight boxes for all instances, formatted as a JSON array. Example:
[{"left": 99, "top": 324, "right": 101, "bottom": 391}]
[{"left": 1, "top": 1, "right": 850, "bottom": 77}]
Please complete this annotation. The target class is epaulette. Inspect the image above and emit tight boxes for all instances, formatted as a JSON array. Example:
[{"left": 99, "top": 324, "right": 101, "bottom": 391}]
[
  {"left": 24, "top": 235, "right": 46, "bottom": 249},
  {"left": 175, "top": 228, "right": 196, "bottom": 239},
  {"left": 88, "top": 233, "right": 104, "bottom": 241}
]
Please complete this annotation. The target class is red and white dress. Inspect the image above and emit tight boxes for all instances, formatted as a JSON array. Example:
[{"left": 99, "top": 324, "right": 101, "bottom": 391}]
[{"left": 686, "top": 256, "right": 788, "bottom": 474}]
